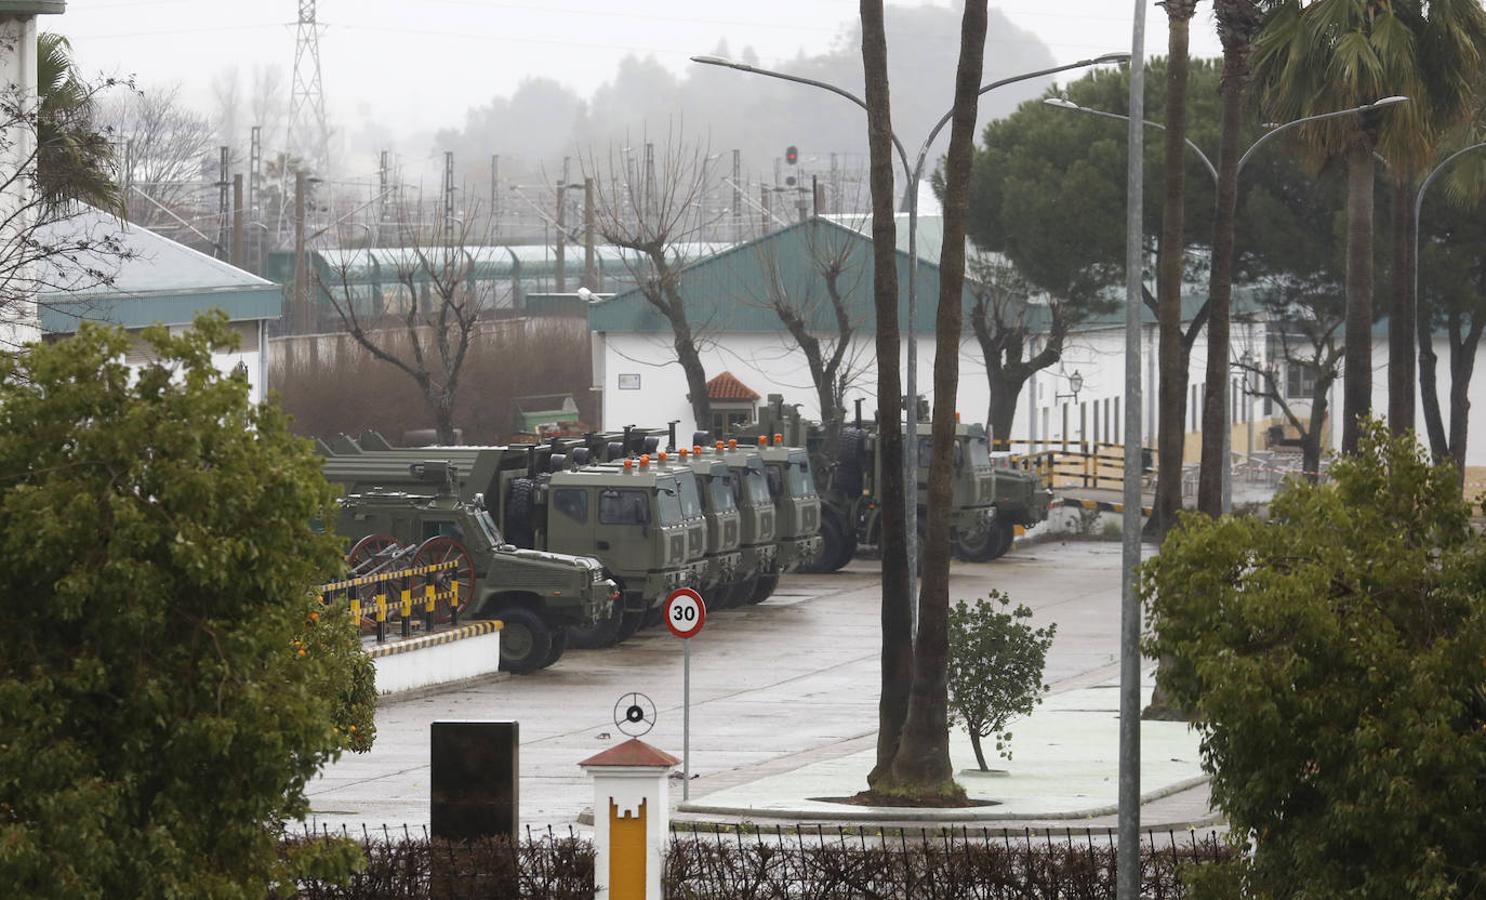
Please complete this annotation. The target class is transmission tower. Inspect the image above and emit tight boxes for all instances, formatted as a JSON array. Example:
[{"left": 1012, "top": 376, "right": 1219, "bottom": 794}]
[{"left": 288, "top": 0, "right": 329, "bottom": 175}]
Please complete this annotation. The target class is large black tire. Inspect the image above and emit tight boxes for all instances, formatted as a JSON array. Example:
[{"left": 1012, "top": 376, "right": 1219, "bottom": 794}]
[
  {"left": 539, "top": 626, "right": 569, "bottom": 669},
  {"left": 503, "top": 477, "right": 538, "bottom": 548},
  {"left": 801, "top": 509, "right": 845, "bottom": 573},
  {"left": 834, "top": 428, "right": 867, "bottom": 497},
  {"left": 568, "top": 595, "right": 625, "bottom": 649},
  {"left": 747, "top": 572, "right": 779, "bottom": 605},
  {"left": 616, "top": 605, "right": 646, "bottom": 641},
  {"left": 993, "top": 520, "right": 1016, "bottom": 558},
  {"left": 494, "top": 607, "right": 553, "bottom": 675},
  {"left": 952, "top": 524, "right": 1000, "bottom": 562}
]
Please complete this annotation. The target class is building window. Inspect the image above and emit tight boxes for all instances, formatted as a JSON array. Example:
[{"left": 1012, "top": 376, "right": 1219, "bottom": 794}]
[{"left": 711, "top": 407, "right": 754, "bottom": 437}]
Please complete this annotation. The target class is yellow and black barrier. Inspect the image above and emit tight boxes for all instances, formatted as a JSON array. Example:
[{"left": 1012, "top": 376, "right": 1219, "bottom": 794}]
[{"left": 319, "top": 560, "right": 463, "bottom": 645}]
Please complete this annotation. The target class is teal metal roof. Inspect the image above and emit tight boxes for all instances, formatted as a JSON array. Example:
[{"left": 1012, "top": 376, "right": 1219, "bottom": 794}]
[
  {"left": 590, "top": 218, "right": 978, "bottom": 334},
  {"left": 37, "top": 205, "right": 282, "bottom": 333}
]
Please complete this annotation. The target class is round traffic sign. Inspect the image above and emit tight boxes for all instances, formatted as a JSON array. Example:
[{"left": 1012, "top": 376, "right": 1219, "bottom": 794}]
[{"left": 664, "top": 587, "right": 706, "bottom": 639}]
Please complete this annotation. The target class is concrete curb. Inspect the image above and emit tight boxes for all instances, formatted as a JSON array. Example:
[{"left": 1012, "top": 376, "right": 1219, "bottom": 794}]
[
  {"left": 674, "top": 775, "right": 1212, "bottom": 824},
  {"left": 366, "top": 619, "right": 502, "bottom": 659}
]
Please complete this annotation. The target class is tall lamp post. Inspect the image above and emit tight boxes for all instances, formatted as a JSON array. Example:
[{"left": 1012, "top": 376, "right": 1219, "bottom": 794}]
[
  {"left": 1412, "top": 141, "right": 1486, "bottom": 422},
  {"left": 692, "top": 51, "right": 1128, "bottom": 626},
  {"left": 1045, "top": 94, "right": 1408, "bottom": 512}
]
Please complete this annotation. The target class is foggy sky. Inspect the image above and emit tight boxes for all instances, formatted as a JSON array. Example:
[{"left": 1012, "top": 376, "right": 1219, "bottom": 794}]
[{"left": 64, "top": 1, "right": 1223, "bottom": 156}]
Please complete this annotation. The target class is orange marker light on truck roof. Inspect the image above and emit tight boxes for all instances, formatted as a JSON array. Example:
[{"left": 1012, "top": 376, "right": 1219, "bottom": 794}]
[
  {"left": 757, "top": 435, "right": 767, "bottom": 446},
  {"left": 728, "top": 439, "right": 737, "bottom": 449},
  {"left": 658, "top": 450, "right": 668, "bottom": 462},
  {"left": 774, "top": 433, "right": 783, "bottom": 445},
  {"left": 623, "top": 458, "right": 634, "bottom": 470}
]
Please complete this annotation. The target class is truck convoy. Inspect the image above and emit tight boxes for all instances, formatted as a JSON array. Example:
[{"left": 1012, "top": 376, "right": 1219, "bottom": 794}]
[
  {"left": 741, "top": 395, "right": 1051, "bottom": 571},
  {"left": 328, "top": 456, "right": 619, "bottom": 675}
]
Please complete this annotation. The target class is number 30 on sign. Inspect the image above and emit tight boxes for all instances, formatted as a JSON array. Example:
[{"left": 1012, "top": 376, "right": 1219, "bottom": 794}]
[{"left": 664, "top": 587, "right": 706, "bottom": 639}]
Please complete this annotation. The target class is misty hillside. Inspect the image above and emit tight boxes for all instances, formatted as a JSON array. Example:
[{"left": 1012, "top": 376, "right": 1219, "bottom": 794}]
[{"left": 433, "top": 3, "right": 1058, "bottom": 206}]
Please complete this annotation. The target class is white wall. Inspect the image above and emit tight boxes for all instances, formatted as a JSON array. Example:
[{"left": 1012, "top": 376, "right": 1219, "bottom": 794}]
[{"left": 598, "top": 323, "right": 1233, "bottom": 448}]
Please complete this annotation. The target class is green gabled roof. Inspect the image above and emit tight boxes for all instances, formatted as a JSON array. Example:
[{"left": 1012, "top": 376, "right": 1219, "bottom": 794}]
[{"left": 589, "top": 218, "right": 982, "bottom": 335}]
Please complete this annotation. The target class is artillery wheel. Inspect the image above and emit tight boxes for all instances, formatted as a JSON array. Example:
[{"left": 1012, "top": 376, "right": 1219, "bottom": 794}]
[
  {"left": 492, "top": 607, "right": 552, "bottom": 675},
  {"left": 347, "top": 533, "right": 399, "bottom": 572},
  {"left": 412, "top": 535, "right": 476, "bottom": 620},
  {"left": 746, "top": 572, "right": 779, "bottom": 605}
]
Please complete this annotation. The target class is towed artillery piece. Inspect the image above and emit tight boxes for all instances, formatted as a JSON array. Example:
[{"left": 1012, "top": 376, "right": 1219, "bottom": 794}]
[{"left": 327, "top": 454, "right": 619, "bottom": 674}]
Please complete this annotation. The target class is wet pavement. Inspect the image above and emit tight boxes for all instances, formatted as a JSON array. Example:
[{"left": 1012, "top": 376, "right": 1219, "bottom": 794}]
[{"left": 304, "top": 540, "right": 1215, "bottom": 833}]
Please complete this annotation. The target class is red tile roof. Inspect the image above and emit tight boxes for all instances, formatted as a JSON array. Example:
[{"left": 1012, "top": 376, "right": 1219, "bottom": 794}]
[
  {"left": 579, "top": 738, "right": 681, "bottom": 769},
  {"left": 707, "top": 371, "right": 760, "bottom": 402}
]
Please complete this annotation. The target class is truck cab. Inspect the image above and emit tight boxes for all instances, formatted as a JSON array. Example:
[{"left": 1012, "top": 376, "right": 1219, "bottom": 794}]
[
  {"left": 655, "top": 448, "right": 743, "bottom": 600},
  {"left": 713, "top": 440, "right": 779, "bottom": 605},
  {"left": 749, "top": 434, "right": 823, "bottom": 577}
]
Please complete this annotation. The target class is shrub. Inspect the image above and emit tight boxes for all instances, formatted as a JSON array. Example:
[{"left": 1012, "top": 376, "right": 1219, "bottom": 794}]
[
  {"left": 1143, "top": 420, "right": 1486, "bottom": 898},
  {"left": 0, "top": 315, "right": 373, "bottom": 897},
  {"left": 947, "top": 593, "right": 1056, "bottom": 771}
]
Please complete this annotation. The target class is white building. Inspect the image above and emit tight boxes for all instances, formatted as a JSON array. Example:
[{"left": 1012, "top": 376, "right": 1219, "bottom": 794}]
[
  {"left": 37, "top": 206, "right": 281, "bottom": 403},
  {"left": 590, "top": 216, "right": 1486, "bottom": 469}
]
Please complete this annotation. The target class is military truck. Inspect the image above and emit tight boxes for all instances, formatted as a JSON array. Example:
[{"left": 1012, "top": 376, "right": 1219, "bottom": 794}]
[
  {"left": 747, "top": 395, "right": 1050, "bottom": 570},
  {"left": 742, "top": 433, "right": 823, "bottom": 580},
  {"left": 561, "top": 428, "right": 784, "bottom": 609},
  {"left": 333, "top": 472, "right": 618, "bottom": 675},
  {"left": 320, "top": 434, "right": 705, "bottom": 649}
]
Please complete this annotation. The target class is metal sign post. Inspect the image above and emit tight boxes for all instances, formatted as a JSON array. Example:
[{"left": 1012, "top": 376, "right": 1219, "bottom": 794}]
[{"left": 664, "top": 587, "right": 706, "bottom": 800}]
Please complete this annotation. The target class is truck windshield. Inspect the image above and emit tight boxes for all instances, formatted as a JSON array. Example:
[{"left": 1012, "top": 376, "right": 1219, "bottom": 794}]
[
  {"left": 965, "top": 437, "right": 991, "bottom": 469},
  {"left": 657, "top": 486, "right": 683, "bottom": 526},
  {"left": 677, "top": 472, "right": 704, "bottom": 520},
  {"left": 787, "top": 460, "right": 816, "bottom": 498},
  {"left": 709, "top": 474, "right": 736, "bottom": 512},
  {"left": 746, "top": 471, "right": 771, "bottom": 506}
]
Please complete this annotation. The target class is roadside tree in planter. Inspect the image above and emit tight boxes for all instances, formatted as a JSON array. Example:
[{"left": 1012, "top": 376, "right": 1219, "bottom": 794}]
[
  {"left": 1143, "top": 421, "right": 1486, "bottom": 898},
  {"left": 0, "top": 314, "right": 374, "bottom": 899},
  {"left": 947, "top": 592, "right": 1055, "bottom": 772}
]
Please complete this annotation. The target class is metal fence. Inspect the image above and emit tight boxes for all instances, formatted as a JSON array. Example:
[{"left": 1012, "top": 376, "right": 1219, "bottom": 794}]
[{"left": 319, "top": 560, "right": 463, "bottom": 644}]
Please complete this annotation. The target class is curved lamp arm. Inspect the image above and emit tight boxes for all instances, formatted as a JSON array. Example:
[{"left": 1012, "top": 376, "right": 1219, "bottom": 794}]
[{"left": 1042, "top": 97, "right": 1218, "bottom": 183}]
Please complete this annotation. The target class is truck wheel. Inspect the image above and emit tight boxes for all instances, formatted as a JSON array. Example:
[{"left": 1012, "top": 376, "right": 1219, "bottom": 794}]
[
  {"left": 568, "top": 595, "right": 625, "bottom": 649},
  {"left": 504, "top": 477, "right": 538, "bottom": 548},
  {"left": 952, "top": 525, "right": 1000, "bottom": 562},
  {"left": 746, "top": 573, "right": 779, "bottom": 604},
  {"left": 616, "top": 606, "right": 646, "bottom": 641},
  {"left": 993, "top": 520, "right": 1016, "bottom": 559},
  {"left": 834, "top": 428, "right": 867, "bottom": 497},
  {"left": 801, "top": 510, "right": 844, "bottom": 573},
  {"left": 495, "top": 607, "right": 553, "bottom": 675},
  {"left": 539, "top": 626, "right": 568, "bottom": 669}
]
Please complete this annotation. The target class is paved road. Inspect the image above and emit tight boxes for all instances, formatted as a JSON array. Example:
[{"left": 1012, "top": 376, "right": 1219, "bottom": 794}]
[{"left": 306, "top": 540, "right": 1159, "bottom": 832}]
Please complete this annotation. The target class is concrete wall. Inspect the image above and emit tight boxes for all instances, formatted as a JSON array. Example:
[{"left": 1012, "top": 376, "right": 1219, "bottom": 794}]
[{"left": 371, "top": 628, "right": 502, "bottom": 696}]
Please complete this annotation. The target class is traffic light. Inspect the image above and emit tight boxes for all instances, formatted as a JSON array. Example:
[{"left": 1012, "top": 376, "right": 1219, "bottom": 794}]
[{"left": 785, "top": 145, "right": 798, "bottom": 165}]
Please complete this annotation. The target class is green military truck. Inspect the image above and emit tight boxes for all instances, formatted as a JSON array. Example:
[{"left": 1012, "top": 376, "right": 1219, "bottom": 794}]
[
  {"left": 332, "top": 471, "right": 618, "bottom": 675},
  {"left": 747, "top": 395, "right": 1050, "bottom": 571},
  {"left": 742, "top": 433, "right": 823, "bottom": 579},
  {"left": 566, "top": 428, "right": 788, "bottom": 609},
  {"left": 321, "top": 434, "right": 705, "bottom": 649}
]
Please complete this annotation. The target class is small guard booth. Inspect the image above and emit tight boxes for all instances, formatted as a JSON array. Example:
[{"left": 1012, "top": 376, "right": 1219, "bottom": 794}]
[{"left": 579, "top": 738, "right": 679, "bottom": 900}]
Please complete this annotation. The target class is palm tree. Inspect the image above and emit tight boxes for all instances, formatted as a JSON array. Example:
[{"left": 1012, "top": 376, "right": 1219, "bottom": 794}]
[
  {"left": 36, "top": 33, "right": 120, "bottom": 213},
  {"left": 1383, "top": 1, "right": 1486, "bottom": 435},
  {"left": 1154, "top": 0, "right": 1201, "bottom": 537},
  {"left": 1196, "top": 0, "right": 1266, "bottom": 516},
  {"left": 1251, "top": 1, "right": 1426, "bottom": 454}
]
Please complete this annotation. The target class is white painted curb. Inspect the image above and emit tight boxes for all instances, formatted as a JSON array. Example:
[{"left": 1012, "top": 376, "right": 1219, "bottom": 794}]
[{"left": 370, "top": 623, "right": 502, "bottom": 696}]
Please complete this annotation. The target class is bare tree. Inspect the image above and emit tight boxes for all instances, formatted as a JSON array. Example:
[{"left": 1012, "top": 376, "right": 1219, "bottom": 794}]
[
  {"left": 749, "top": 216, "right": 870, "bottom": 454},
  {"left": 210, "top": 66, "right": 242, "bottom": 160},
  {"left": 1241, "top": 278, "right": 1344, "bottom": 481},
  {"left": 317, "top": 216, "right": 487, "bottom": 444},
  {"left": 586, "top": 129, "right": 720, "bottom": 436},
  {"left": 966, "top": 252, "right": 1096, "bottom": 444},
  {"left": 102, "top": 84, "right": 217, "bottom": 244},
  {"left": 0, "top": 55, "right": 131, "bottom": 352}
]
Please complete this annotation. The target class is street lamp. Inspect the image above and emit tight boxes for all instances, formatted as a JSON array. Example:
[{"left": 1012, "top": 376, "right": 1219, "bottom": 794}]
[
  {"left": 1054, "top": 369, "right": 1085, "bottom": 403},
  {"left": 1044, "top": 93, "right": 1408, "bottom": 512},
  {"left": 693, "top": 50, "right": 1128, "bottom": 628}
]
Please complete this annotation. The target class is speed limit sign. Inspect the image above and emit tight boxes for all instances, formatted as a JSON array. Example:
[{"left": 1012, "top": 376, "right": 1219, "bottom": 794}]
[{"left": 664, "top": 587, "right": 706, "bottom": 639}]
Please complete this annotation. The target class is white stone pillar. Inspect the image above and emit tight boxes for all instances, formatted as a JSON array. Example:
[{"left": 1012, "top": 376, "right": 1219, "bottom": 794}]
[{"left": 579, "top": 738, "right": 678, "bottom": 900}]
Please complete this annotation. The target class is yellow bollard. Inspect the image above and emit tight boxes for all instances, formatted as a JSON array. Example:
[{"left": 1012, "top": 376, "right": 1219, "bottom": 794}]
[
  {"left": 424, "top": 583, "right": 437, "bottom": 614},
  {"left": 350, "top": 597, "right": 362, "bottom": 623},
  {"left": 400, "top": 588, "right": 413, "bottom": 618},
  {"left": 375, "top": 594, "right": 387, "bottom": 622}
]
